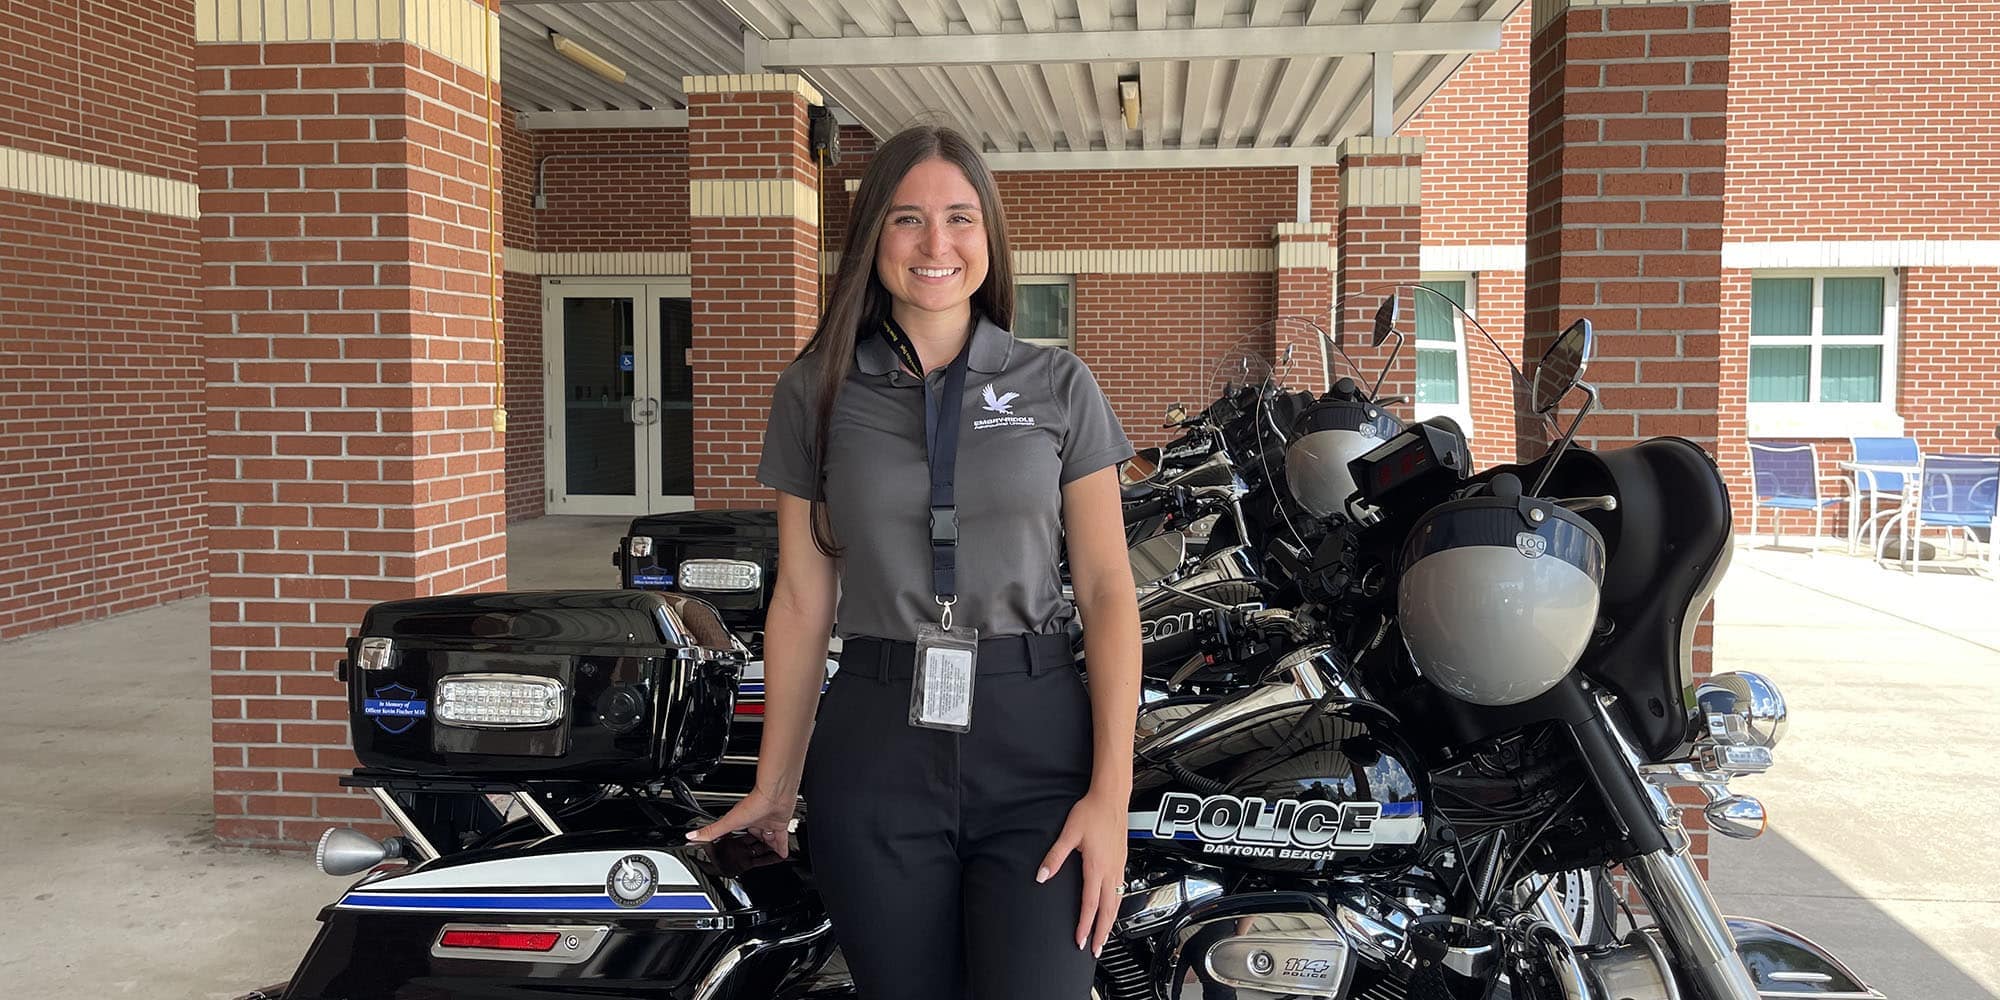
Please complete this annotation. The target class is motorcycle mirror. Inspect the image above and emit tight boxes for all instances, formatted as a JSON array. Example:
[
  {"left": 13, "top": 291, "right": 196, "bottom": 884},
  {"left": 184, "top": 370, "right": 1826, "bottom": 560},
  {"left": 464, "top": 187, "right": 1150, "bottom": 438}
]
[
  {"left": 1370, "top": 296, "right": 1399, "bottom": 348},
  {"left": 1128, "top": 531, "right": 1188, "bottom": 587},
  {"left": 1119, "top": 447, "right": 1163, "bottom": 488},
  {"left": 1532, "top": 318, "right": 1595, "bottom": 415}
]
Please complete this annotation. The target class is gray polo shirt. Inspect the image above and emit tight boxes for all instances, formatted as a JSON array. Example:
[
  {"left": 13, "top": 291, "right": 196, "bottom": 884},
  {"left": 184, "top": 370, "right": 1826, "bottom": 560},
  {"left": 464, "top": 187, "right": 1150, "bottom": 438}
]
[{"left": 757, "top": 317, "right": 1134, "bottom": 641}]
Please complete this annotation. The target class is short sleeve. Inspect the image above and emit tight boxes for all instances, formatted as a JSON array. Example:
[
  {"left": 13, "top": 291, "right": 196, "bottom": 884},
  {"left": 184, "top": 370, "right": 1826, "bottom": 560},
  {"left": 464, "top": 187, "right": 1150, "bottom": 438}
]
[
  {"left": 756, "top": 362, "right": 824, "bottom": 501},
  {"left": 1053, "top": 352, "right": 1135, "bottom": 485}
]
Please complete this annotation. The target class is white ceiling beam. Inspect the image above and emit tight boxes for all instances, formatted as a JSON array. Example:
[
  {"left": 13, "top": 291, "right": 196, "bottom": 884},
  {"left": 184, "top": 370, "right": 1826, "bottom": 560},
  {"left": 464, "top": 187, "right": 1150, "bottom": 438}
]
[
  {"left": 941, "top": 64, "right": 1020, "bottom": 149},
  {"left": 810, "top": 68, "right": 904, "bottom": 137},
  {"left": 761, "top": 20, "right": 1504, "bottom": 67},
  {"left": 1041, "top": 62, "right": 1096, "bottom": 153},
  {"left": 711, "top": 0, "right": 788, "bottom": 38},
  {"left": 916, "top": 64, "right": 992, "bottom": 140},
  {"left": 1295, "top": 53, "right": 1370, "bottom": 145},
  {"left": 1085, "top": 63, "right": 1127, "bottom": 150},
  {"left": 517, "top": 7, "right": 687, "bottom": 106},
  {"left": 1215, "top": 59, "right": 1269, "bottom": 149},
  {"left": 668, "top": 0, "right": 754, "bottom": 58},
  {"left": 829, "top": 0, "right": 895, "bottom": 36},
  {"left": 560, "top": 5, "right": 715, "bottom": 86},
  {"left": 1017, "top": 0, "right": 1058, "bottom": 32},
  {"left": 1137, "top": 0, "right": 1167, "bottom": 30},
  {"left": 1362, "top": 0, "right": 1404, "bottom": 23},
  {"left": 983, "top": 146, "right": 1346, "bottom": 170},
  {"left": 516, "top": 109, "right": 690, "bottom": 129},
  {"left": 993, "top": 63, "right": 1057, "bottom": 151},
  {"left": 1138, "top": 59, "right": 1165, "bottom": 148},
  {"left": 955, "top": 0, "right": 1002, "bottom": 33},
  {"left": 501, "top": 16, "right": 655, "bottom": 110},
  {"left": 1181, "top": 60, "right": 1218, "bottom": 146},
  {"left": 891, "top": 0, "right": 949, "bottom": 35},
  {"left": 1419, "top": 0, "right": 1472, "bottom": 20},
  {"left": 1253, "top": 58, "right": 1322, "bottom": 147}
]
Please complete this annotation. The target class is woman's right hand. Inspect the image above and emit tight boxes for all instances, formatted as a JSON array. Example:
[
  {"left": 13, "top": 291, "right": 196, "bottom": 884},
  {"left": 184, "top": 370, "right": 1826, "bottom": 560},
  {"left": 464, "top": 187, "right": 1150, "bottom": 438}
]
[{"left": 685, "top": 785, "right": 799, "bottom": 858}]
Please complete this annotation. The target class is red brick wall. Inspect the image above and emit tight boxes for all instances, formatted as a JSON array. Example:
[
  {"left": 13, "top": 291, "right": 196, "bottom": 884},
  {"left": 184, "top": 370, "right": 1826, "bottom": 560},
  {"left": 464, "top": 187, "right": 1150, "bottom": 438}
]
[
  {"left": 200, "top": 40, "right": 508, "bottom": 847},
  {"left": 1728, "top": 1, "right": 2000, "bottom": 242},
  {"left": 999, "top": 168, "right": 1296, "bottom": 250},
  {"left": 0, "top": 0, "right": 196, "bottom": 179},
  {"left": 1074, "top": 273, "right": 1278, "bottom": 449},
  {"left": 534, "top": 128, "right": 688, "bottom": 252},
  {"left": 688, "top": 88, "right": 820, "bottom": 509},
  {"left": 499, "top": 116, "right": 542, "bottom": 522},
  {"left": 1406, "top": 10, "right": 1531, "bottom": 248},
  {"left": 0, "top": 0, "right": 204, "bottom": 640}
]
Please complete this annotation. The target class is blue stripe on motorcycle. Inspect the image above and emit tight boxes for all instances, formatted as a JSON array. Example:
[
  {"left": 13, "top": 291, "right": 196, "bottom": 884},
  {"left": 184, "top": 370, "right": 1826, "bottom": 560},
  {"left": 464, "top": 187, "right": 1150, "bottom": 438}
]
[
  {"left": 1380, "top": 802, "right": 1421, "bottom": 816},
  {"left": 337, "top": 892, "right": 717, "bottom": 914}
]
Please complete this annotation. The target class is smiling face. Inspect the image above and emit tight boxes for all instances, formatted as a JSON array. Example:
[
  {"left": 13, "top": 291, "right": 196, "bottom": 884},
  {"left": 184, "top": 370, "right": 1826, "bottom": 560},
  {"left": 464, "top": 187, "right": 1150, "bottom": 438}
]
[{"left": 873, "top": 157, "right": 991, "bottom": 330}]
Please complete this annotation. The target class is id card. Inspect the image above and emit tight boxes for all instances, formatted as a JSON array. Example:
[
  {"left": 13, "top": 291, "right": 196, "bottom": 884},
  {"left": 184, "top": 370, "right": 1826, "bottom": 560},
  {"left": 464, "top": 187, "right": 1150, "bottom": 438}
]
[{"left": 909, "top": 621, "right": 978, "bottom": 732}]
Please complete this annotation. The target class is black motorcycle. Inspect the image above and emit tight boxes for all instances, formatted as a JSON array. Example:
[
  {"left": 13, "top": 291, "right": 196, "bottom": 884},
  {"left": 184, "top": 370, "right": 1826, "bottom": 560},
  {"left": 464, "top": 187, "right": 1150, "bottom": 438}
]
[{"left": 244, "top": 295, "right": 1884, "bottom": 1000}]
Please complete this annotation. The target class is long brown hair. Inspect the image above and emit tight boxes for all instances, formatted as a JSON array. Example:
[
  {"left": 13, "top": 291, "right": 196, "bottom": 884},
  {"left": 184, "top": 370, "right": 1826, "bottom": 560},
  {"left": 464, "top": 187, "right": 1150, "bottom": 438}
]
[{"left": 797, "top": 125, "right": 1016, "bottom": 556}]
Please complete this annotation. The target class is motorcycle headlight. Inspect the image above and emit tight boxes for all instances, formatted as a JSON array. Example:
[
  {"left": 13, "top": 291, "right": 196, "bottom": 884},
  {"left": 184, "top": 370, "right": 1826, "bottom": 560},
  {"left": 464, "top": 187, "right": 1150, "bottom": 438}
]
[
  {"left": 677, "top": 558, "right": 761, "bottom": 593},
  {"left": 1696, "top": 671, "right": 1786, "bottom": 749}
]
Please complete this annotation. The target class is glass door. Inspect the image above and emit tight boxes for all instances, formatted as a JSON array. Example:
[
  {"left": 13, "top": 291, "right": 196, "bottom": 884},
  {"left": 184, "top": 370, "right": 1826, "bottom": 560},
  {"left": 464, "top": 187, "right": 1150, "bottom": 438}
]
[{"left": 543, "top": 279, "right": 694, "bottom": 516}]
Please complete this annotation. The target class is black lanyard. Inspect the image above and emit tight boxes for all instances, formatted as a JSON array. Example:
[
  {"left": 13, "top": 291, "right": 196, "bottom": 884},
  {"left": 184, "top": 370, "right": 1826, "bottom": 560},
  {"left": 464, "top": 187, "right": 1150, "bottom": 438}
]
[{"left": 880, "top": 318, "right": 974, "bottom": 617}]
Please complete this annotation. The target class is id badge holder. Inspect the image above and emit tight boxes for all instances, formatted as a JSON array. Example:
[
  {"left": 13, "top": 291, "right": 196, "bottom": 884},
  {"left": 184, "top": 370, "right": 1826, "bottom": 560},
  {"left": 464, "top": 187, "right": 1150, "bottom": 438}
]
[{"left": 910, "top": 603, "right": 977, "bottom": 732}]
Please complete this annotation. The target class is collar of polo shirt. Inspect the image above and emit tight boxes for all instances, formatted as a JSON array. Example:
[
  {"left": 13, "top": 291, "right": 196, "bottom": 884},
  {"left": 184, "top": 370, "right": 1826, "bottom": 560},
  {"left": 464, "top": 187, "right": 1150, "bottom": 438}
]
[{"left": 855, "top": 315, "right": 1014, "bottom": 384}]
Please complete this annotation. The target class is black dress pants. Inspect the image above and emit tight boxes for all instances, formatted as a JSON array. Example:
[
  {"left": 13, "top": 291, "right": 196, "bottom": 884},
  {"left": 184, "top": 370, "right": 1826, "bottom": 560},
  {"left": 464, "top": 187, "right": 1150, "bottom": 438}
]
[{"left": 801, "top": 633, "right": 1098, "bottom": 1000}]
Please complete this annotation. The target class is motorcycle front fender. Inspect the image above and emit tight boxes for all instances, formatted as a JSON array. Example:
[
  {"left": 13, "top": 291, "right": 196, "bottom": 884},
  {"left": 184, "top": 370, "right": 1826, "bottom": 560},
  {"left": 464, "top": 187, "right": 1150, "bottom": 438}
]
[{"left": 1726, "top": 916, "right": 1887, "bottom": 999}]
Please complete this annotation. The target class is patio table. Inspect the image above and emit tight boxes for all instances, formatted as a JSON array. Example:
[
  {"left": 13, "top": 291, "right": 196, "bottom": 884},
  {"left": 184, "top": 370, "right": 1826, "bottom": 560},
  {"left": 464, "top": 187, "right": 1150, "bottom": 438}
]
[{"left": 1837, "top": 460, "right": 1920, "bottom": 556}]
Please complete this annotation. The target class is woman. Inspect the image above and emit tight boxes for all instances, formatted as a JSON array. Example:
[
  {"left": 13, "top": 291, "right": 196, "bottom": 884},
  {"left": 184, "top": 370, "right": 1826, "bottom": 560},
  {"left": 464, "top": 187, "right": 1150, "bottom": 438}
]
[{"left": 687, "top": 124, "right": 1143, "bottom": 999}]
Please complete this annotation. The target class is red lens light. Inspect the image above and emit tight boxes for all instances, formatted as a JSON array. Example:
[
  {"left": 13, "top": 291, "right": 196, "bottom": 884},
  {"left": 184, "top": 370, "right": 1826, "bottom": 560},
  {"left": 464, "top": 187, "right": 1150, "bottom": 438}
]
[
  {"left": 439, "top": 930, "right": 561, "bottom": 952},
  {"left": 734, "top": 703, "right": 765, "bottom": 715}
]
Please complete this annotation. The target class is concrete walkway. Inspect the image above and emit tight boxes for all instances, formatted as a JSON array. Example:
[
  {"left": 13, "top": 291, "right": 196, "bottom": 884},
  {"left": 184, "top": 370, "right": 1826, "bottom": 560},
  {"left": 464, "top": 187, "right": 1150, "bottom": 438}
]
[{"left": 0, "top": 520, "right": 1993, "bottom": 997}]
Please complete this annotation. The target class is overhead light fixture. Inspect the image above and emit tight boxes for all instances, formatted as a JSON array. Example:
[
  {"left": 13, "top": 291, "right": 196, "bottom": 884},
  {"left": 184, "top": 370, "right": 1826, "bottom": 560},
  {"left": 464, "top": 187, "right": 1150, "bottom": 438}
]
[
  {"left": 1119, "top": 77, "right": 1140, "bottom": 130},
  {"left": 551, "top": 32, "right": 627, "bottom": 85}
]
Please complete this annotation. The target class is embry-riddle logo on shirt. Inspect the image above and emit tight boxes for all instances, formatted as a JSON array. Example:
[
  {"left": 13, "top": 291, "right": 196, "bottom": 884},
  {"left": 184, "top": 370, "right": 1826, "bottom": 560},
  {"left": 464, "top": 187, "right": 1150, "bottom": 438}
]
[{"left": 974, "top": 383, "right": 1035, "bottom": 430}]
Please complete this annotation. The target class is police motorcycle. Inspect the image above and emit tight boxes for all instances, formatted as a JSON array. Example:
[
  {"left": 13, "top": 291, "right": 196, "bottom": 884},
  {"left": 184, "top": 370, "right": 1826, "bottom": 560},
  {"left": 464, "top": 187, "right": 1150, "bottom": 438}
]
[
  {"left": 245, "top": 295, "right": 1882, "bottom": 1000},
  {"left": 1095, "top": 291, "right": 1881, "bottom": 1000}
]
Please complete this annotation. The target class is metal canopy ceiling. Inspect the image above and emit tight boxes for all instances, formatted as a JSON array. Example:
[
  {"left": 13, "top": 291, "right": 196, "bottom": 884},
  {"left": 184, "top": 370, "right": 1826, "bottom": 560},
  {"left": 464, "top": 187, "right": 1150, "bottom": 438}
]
[{"left": 501, "top": 0, "right": 1521, "bottom": 166}]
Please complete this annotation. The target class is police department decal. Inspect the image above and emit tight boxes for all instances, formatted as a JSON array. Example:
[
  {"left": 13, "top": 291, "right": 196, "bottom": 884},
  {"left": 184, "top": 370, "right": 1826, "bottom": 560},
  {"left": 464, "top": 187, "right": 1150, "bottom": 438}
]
[
  {"left": 1129, "top": 792, "right": 1423, "bottom": 861},
  {"left": 606, "top": 854, "right": 658, "bottom": 908},
  {"left": 363, "top": 683, "right": 426, "bottom": 735}
]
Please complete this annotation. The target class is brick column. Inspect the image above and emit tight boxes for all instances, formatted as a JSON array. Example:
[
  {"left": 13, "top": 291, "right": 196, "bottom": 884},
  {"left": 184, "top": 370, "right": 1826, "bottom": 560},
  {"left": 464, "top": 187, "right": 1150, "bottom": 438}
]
[
  {"left": 1525, "top": 0, "right": 1729, "bottom": 866},
  {"left": 198, "top": 1, "right": 508, "bottom": 846},
  {"left": 1335, "top": 137, "right": 1424, "bottom": 419},
  {"left": 685, "top": 74, "right": 822, "bottom": 507},
  {"left": 1524, "top": 0, "right": 1728, "bottom": 451},
  {"left": 1273, "top": 223, "right": 1335, "bottom": 392}
]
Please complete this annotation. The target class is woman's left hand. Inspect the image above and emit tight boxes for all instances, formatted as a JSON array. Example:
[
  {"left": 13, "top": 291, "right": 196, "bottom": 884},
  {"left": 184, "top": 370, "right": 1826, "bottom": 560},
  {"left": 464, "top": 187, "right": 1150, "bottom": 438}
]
[{"left": 1037, "top": 786, "right": 1130, "bottom": 957}]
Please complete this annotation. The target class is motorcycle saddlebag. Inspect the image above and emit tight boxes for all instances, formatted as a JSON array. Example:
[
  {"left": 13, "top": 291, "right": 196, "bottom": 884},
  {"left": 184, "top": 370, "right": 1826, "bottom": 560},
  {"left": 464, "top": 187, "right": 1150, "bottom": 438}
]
[
  {"left": 343, "top": 590, "right": 743, "bottom": 782},
  {"left": 281, "top": 826, "right": 841, "bottom": 1000}
]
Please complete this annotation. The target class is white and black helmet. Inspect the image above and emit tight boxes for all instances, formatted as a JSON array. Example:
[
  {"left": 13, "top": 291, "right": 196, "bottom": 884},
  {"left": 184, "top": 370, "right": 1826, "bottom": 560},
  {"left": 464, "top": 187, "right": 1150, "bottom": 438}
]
[
  {"left": 1396, "top": 487, "right": 1606, "bottom": 706},
  {"left": 1284, "top": 386, "right": 1404, "bottom": 519}
]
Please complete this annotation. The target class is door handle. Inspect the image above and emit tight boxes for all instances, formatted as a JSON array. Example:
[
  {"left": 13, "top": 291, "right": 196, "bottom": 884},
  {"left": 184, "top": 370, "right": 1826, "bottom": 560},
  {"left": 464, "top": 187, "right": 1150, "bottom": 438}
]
[
  {"left": 643, "top": 397, "right": 659, "bottom": 425},
  {"left": 626, "top": 396, "right": 646, "bottom": 425}
]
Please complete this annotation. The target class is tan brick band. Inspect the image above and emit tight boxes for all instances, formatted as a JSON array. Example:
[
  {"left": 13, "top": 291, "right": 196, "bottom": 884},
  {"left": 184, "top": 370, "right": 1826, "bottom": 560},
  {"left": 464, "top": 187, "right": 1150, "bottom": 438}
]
[
  {"left": 0, "top": 144, "right": 199, "bottom": 219},
  {"left": 689, "top": 179, "right": 820, "bottom": 224},
  {"left": 195, "top": 0, "right": 499, "bottom": 78},
  {"left": 682, "top": 74, "right": 824, "bottom": 106},
  {"left": 824, "top": 247, "right": 1278, "bottom": 275},
  {"left": 1340, "top": 165, "right": 1422, "bottom": 208},
  {"left": 1276, "top": 241, "right": 1334, "bottom": 270},
  {"left": 1338, "top": 136, "right": 1427, "bottom": 158},
  {"left": 1274, "top": 222, "right": 1335, "bottom": 237},
  {"left": 503, "top": 248, "right": 692, "bottom": 275}
]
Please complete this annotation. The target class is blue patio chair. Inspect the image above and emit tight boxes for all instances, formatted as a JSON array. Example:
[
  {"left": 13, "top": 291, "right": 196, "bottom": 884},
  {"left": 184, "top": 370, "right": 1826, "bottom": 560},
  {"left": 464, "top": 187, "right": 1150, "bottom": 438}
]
[
  {"left": 1849, "top": 436, "right": 1920, "bottom": 551},
  {"left": 1748, "top": 442, "right": 1845, "bottom": 553},
  {"left": 1882, "top": 454, "right": 2000, "bottom": 575}
]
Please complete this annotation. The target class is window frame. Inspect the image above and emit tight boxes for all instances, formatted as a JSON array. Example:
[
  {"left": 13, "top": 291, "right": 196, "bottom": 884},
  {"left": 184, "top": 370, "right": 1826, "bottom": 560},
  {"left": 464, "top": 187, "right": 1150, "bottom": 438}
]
[
  {"left": 1413, "top": 272, "right": 1476, "bottom": 437},
  {"left": 1014, "top": 274, "right": 1075, "bottom": 350},
  {"left": 1746, "top": 268, "right": 1903, "bottom": 439}
]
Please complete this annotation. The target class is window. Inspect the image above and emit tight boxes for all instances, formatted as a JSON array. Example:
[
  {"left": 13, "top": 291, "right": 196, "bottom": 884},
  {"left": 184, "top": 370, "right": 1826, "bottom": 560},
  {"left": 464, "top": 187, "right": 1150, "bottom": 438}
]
[
  {"left": 1015, "top": 275, "right": 1073, "bottom": 349},
  {"left": 1746, "top": 270, "right": 1901, "bottom": 438},
  {"left": 1414, "top": 276, "right": 1473, "bottom": 431}
]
